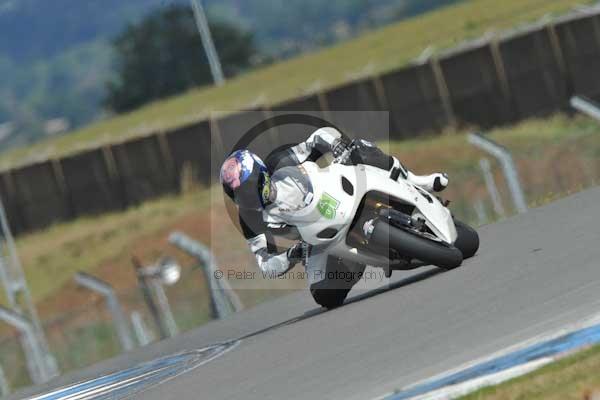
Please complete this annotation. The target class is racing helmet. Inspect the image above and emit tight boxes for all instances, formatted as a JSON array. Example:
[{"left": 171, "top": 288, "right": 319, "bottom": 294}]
[{"left": 220, "top": 150, "right": 272, "bottom": 210}]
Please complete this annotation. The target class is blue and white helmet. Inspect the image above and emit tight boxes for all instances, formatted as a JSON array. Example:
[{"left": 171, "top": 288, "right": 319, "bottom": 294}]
[{"left": 220, "top": 150, "right": 270, "bottom": 209}]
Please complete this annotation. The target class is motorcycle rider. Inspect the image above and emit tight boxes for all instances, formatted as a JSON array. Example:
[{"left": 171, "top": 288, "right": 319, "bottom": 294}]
[{"left": 220, "top": 127, "right": 448, "bottom": 308}]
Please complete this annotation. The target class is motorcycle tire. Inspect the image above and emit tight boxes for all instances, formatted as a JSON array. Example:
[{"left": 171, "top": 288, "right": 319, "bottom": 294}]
[
  {"left": 370, "top": 220, "right": 463, "bottom": 270},
  {"left": 309, "top": 257, "right": 366, "bottom": 309},
  {"left": 310, "top": 288, "right": 350, "bottom": 309},
  {"left": 453, "top": 220, "right": 480, "bottom": 259}
]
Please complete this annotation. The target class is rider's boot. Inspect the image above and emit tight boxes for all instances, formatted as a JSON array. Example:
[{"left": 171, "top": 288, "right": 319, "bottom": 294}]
[
  {"left": 388, "top": 158, "right": 448, "bottom": 193},
  {"left": 406, "top": 172, "right": 449, "bottom": 193}
]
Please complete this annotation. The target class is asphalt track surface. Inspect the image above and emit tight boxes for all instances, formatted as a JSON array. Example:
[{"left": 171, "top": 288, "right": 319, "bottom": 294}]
[{"left": 15, "top": 187, "right": 600, "bottom": 400}]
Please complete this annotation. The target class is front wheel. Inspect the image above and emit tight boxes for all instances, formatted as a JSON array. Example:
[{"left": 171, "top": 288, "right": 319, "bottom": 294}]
[
  {"left": 370, "top": 220, "right": 463, "bottom": 270},
  {"left": 454, "top": 220, "right": 480, "bottom": 259},
  {"left": 310, "top": 257, "right": 366, "bottom": 309},
  {"left": 310, "top": 288, "right": 349, "bottom": 309}
]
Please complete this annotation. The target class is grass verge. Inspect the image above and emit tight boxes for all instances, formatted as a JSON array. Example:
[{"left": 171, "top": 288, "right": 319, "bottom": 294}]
[
  {"left": 13, "top": 188, "right": 212, "bottom": 304},
  {"left": 459, "top": 344, "right": 600, "bottom": 400}
]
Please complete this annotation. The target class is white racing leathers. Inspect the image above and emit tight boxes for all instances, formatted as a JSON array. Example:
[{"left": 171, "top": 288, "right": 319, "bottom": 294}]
[{"left": 241, "top": 127, "right": 448, "bottom": 280}]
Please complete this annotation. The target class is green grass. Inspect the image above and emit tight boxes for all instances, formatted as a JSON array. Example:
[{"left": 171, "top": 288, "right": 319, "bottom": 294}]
[
  {"left": 51, "top": 321, "right": 122, "bottom": 374},
  {"left": 0, "top": 0, "right": 588, "bottom": 170},
  {"left": 459, "top": 344, "right": 600, "bottom": 400},
  {"left": 13, "top": 188, "right": 211, "bottom": 304}
]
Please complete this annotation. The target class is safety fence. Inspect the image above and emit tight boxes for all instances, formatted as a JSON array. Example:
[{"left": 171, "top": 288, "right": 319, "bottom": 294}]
[
  {"left": 3, "top": 9, "right": 600, "bottom": 234},
  {"left": 0, "top": 263, "right": 215, "bottom": 390},
  {"left": 0, "top": 249, "right": 294, "bottom": 392}
]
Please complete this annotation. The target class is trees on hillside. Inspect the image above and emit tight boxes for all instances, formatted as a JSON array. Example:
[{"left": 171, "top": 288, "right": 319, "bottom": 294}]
[{"left": 104, "top": 5, "right": 258, "bottom": 113}]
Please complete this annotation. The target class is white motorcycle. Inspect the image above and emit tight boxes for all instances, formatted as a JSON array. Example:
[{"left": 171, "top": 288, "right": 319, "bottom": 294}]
[{"left": 268, "top": 141, "right": 479, "bottom": 307}]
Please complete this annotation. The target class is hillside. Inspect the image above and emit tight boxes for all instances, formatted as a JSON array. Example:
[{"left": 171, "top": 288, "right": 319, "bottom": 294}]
[
  {"left": 0, "top": 0, "right": 587, "bottom": 170},
  {"left": 0, "top": 0, "right": 459, "bottom": 150},
  {"left": 0, "top": 0, "right": 190, "bottom": 147}
]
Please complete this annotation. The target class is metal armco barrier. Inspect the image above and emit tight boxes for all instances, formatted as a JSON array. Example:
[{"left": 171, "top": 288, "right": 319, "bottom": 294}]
[
  {"left": 0, "top": 364, "right": 9, "bottom": 397},
  {"left": 571, "top": 95, "right": 600, "bottom": 122},
  {"left": 74, "top": 272, "right": 135, "bottom": 351},
  {"left": 148, "top": 278, "right": 179, "bottom": 338},
  {"left": 479, "top": 158, "right": 506, "bottom": 218},
  {"left": 169, "top": 232, "right": 243, "bottom": 319},
  {"left": 469, "top": 133, "right": 528, "bottom": 214},
  {"left": 0, "top": 198, "right": 59, "bottom": 382},
  {"left": 130, "top": 311, "right": 154, "bottom": 346},
  {"left": 473, "top": 199, "right": 489, "bottom": 226},
  {"left": 0, "top": 307, "right": 53, "bottom": 384}
]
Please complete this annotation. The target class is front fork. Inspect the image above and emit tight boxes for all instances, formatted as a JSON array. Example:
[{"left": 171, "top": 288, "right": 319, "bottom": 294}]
[{"left": 362, "top": 208, "right": 426, "bottom": 240}]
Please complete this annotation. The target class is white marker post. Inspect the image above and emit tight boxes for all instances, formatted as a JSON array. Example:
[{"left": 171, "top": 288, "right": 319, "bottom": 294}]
[
  {"left": 571, "top": 95, "right": 600, "bottom": 122},
  {"left": 74, "top": 272, "right": 135, "bottom": 351},
  {"left": 0, "top": 307, "right": 52, "bottom": 384},
  {"left": 469, "top": 133, "right": 527, "bottom": 214},
  {"left": 169, "top": 232, "right": 243, "bottom": 319},
  {"left": 479, "top": 158, "right": 506, "bottom": 218}
]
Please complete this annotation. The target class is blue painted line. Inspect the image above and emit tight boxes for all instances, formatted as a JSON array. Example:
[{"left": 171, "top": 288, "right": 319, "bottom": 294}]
[
  {"left": 36, "top": 355, "right": 186, "bottom": 400},
  {"left": 30, "top": 342, "right": 237, "bottom": 400},
  {"left": 387, "top": 322, "right": 600, "bottom": 399}
]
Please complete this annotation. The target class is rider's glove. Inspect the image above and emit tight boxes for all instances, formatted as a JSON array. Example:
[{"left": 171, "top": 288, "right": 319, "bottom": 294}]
[
  {"left": 432, "top": 173, "right": 449, "bottom": 192},
  {"left": 331, "top": 136, "right": 352, "bottom": 158},
  {"left": 286, "top": 242, "right": 306, "bottom": 266}
]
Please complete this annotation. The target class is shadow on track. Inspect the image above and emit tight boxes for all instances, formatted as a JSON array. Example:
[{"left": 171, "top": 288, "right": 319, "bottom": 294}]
[
  {"left": 237, "top": 268, "right": 442, "bottom": 342},
  {"left": 297, "top": 267, "right": 444, "bottom": 317},
  {"left": 343, "top": 267, "right": 443, "bottom": 307},
  {"left": 205, "top": 267, "right": 443, "bottom": 343}
]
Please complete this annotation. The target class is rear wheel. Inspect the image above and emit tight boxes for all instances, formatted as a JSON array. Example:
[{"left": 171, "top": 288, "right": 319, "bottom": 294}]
[
  {"left": 454, "top": 220, "right": 480, "bottom": 259},
  {"left": 370, "top": 220, "right": 463, "bottom": 270}
]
